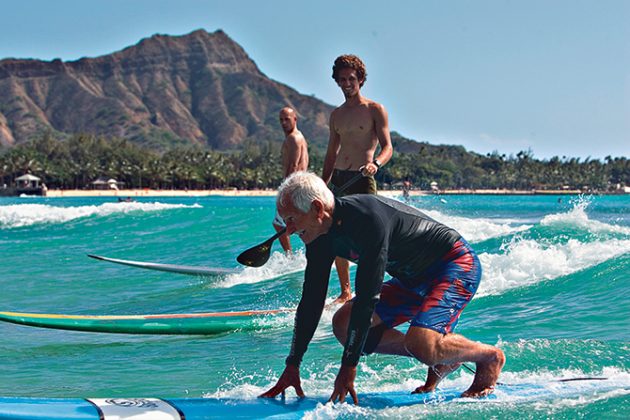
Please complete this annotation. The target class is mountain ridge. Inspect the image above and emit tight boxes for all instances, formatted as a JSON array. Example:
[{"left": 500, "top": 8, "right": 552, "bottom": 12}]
[{"left": 0, "top": 29, "right": 335, "bottom": 150}]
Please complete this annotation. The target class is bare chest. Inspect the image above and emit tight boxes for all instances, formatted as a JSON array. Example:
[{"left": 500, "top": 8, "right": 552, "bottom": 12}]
[{"left": 334, "top": 107, "right": 375, "bottom": 138}]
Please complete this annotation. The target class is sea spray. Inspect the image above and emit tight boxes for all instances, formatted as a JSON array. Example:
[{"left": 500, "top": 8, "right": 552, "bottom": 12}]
[{"left": 217, "top": 250, "right": 306, "bottom": 288}]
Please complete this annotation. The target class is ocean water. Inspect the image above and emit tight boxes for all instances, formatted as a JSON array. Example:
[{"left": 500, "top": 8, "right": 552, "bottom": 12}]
[{"left": 0, "top": 193, "right": 628, "bottom": 419}]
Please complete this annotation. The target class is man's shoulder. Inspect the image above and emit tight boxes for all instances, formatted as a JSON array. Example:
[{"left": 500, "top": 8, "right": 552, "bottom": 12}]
[
  {"left": 285, "top": 130, "right": 307, "bottom": 144},
  {"left": 340, "top": 193, "right": 383, "bottom": 207},
  {"left": 331, "top": 105, "right": 344, "bottom": 117},
  {"left": 366, "top": 99, "right": 386, "bottom": 113}
]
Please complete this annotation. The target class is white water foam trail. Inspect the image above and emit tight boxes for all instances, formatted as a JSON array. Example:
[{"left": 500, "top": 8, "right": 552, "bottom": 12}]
[
  {"left": 216, "top": 250, "right": 307, "bottom": 288},
  {"left": 0, "top": 202, "right": 201, "bottom": 228},
  {"left": 477, "top": 237, "right": 630, "bottom": 297},
  {"left": 207, "top": 362, "right": 630, "bottom": 407},
  {"left": 422, "top": 209, "right": 532, "bottom": 242}
]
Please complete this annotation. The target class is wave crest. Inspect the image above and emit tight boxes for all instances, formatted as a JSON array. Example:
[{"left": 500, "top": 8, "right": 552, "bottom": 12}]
[{"left": 0, "top": 202, "right": 202, "bottom": 228}]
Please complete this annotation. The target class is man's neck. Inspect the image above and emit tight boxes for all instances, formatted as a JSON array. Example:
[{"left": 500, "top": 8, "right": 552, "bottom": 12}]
[{"left": 343, "top": 92, "right": 364, "bottom": 107}]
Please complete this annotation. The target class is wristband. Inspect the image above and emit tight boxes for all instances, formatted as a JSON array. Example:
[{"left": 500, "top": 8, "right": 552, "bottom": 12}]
[{"left": 373, "top": 159, "right": 381, "bottom": 168}]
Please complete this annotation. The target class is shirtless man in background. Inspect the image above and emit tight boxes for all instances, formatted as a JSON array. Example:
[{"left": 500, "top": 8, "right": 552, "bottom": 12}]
[
  {"left": 273, "top": 107, "right": 309, "bottom": 253},
  {"left": 322, "top": 54, "right": 393, "bottom": 303}
]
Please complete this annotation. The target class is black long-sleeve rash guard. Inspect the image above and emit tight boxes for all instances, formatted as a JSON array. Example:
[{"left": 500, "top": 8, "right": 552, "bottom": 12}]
[{"left": 285, "top": 195, "right": 462, "bottom": 368}]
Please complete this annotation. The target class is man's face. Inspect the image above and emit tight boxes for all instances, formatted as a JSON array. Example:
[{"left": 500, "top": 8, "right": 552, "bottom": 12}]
[
  {"left": 336, "top": 67, "right": 362, "bottom": 98},
  {"left": 278, "top": 198, "right": 324, "bottom": 244},
  {"left": 279, "top": 110, "right": 297, "bottom": 134}
]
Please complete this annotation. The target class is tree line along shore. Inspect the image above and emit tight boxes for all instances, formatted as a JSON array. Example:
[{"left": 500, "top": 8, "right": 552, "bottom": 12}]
[{"left": 1, "top": 133, "right": 628, "bottom": 194}]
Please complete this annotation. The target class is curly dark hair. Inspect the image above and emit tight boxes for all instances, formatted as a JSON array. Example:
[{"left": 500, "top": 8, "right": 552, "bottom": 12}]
[{"left": 332, "top": 54, "right": 367, "bottom": 87}]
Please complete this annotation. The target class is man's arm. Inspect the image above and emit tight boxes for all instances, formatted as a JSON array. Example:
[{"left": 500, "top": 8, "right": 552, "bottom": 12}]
[
  {"left": 329, "top": 214, "right": 389, "bottom": 405},
  {"left": 322, "top": 110, "right": 341, "bottom": 184},
  {"left": 341, "top": 219, "right": 389, "bottom": 367},
  {"left": 371, "top": 102, "right": 393, "bottom": 168},
  {"left": 260, "top": 243, "right": 333, "bottom": 399},
  {"left": 283, "top": 134, "right": 303, "bottom": 178},
  {"left": 285, "top": 254, "right": 333, "bottom": 366}
]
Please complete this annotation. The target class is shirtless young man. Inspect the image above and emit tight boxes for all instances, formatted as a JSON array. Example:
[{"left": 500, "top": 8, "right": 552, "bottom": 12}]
[
  {"left": 273, "top": 107, "right": 309, "bottom": 253},
  {"left": 322, "top": 55, "right": 393, "bottom": 304}
]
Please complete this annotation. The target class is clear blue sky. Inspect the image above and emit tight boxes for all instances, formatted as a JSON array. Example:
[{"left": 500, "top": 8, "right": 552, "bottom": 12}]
[{"left": 2, "top": 0, "right": 628, "bottom": 160}]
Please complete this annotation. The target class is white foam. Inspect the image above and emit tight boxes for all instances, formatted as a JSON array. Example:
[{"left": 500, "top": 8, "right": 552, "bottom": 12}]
[
  {"left": 541, "top": 197, "right": 630, "bottom": 235},
  {"left": 215, "top": 250, "right": 306, "bottom": 288},
  {"left": 205, "top": 361, "right": 630, "bottom": 410},
  {"left": 422, "top": 209, "right": 532, "bottom": 242},
  {"left": 477, "top": 237, "right": 630, "bottom": 297},
  {"left": 0, "top": 202, "right": 201, "bottom": 228},
  {"left": 251, "top": 310, "right": 296, "bottom": 330}
]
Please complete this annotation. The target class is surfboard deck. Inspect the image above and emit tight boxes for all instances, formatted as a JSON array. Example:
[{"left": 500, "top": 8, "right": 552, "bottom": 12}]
[
  {"left": 87, "top": 254, "right": 240, "bottom": 276},
  {"left": 0, "top": 391, "right": 480, "bottom": 420},
  {"left": 0, "top": 309, "right": 292, "bottom": 335},
  {"left": 0, "top": 381, "right": 606, "bottom": 420}
]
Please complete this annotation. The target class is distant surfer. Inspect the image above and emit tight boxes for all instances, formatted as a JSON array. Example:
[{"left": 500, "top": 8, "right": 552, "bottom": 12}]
[
  {"left": 402, "top": 177, "right": 412, "bottom": 200},
  {"left": 322, "top": 54, "right": 393, "bottom": 304},
  {"left": 273, "top": 107, "right": 309, "bottom": 254},
  {"left": 260, "top": 172, "right": 505, "bottom": 404}
]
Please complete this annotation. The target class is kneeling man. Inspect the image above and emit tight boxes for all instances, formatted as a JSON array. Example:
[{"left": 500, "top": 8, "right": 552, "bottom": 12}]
[{"left": 260, "top": 172, "right": 504, "bottom": 404}]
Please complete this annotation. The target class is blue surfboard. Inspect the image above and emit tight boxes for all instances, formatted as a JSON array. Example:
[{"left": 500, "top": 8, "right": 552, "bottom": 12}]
[
  {"left": 0, "top": 391, "right": 470, "bottom": 420},
  {"left": 0, "top": 380, "right": 611, "bottom": 420}
]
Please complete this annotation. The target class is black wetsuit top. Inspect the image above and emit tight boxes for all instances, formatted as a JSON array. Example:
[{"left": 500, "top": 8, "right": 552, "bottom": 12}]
[{"left": 286, "top": 195, "right": 462, "bottom": 368}]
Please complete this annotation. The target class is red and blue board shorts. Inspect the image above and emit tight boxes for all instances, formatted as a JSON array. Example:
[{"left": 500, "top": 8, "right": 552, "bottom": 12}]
[{"left": 374, "top": 239, "right": 481, "bottom": 334}]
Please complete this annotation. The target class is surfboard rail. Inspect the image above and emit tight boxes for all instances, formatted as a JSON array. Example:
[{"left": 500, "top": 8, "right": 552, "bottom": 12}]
[{"left": 0, "top": 309, "right": 293, "bottom": 335}]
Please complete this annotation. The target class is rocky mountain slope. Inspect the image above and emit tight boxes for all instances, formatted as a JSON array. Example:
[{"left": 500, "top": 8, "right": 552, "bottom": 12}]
[{"left": 0, "top": 29, "right": 335, "bottom": 150}]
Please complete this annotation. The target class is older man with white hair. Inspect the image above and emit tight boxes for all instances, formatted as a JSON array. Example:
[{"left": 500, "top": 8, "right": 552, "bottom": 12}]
[{"left": 260, "top": 171, "right": 505, "bottom": 405}]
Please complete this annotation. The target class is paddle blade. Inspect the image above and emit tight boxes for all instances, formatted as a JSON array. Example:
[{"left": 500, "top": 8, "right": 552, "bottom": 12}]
[
  {"left": 236, "top": 228, "right": 286, "bottom": 267},
  {"left": 236, "top": 241, "right": 273, "bottom": 267}
]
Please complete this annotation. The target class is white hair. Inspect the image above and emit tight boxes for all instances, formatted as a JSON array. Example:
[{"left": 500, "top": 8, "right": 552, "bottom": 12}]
[{"left": 277, "top": 171, "right": 334, "bottom": 213}]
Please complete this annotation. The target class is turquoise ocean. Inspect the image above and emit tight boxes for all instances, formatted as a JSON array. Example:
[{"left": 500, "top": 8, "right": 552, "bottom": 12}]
[{"left": 0, "top": 193, "right": 629, "bottom": 418}]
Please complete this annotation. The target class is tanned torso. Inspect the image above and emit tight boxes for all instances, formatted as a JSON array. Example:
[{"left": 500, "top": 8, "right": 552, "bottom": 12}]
[
  {"left": 282, "top": 130, "right": 309, "bottom": 177},
  {"left": 330, "top": 99, "right": 381, "bottom": 171}
]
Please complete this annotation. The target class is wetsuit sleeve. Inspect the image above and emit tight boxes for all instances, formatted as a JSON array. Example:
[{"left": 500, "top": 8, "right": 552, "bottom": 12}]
[
  {"left": 285, "top": 239, "right": 334, "bottom": 367},
  {"left": 342, "top": 215, "right": 389, "bottom": 367}
]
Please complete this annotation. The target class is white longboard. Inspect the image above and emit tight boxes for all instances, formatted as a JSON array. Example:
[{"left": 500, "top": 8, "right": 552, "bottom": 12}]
[{"left": 87, "top": 254, "right": 240, "bottom": 276}]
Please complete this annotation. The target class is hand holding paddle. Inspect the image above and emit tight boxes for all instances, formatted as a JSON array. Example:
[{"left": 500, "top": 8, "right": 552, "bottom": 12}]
[{"left": 237, "top": 170, "right": 366, "bottom": 267}]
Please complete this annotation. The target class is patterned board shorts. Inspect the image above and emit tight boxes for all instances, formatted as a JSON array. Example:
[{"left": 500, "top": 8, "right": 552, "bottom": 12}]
[{"left": 374, "top": 240, "right": 482, "bottom": 334}]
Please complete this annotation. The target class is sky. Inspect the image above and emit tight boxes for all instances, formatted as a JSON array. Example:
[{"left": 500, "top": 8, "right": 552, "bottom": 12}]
[{"left": 2, "top": 0, "right": 629, "bottom": 160}]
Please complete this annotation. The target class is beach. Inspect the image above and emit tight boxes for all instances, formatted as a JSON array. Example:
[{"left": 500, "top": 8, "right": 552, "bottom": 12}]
[
  {"left": 44, "top": 188, "right": 278, "bottom": 198},
  {"left": 42, "top": 188, "right": 591, "bottom": 198}
]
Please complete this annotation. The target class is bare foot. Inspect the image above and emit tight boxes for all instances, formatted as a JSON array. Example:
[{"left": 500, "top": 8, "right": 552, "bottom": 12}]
[
  {"left": 332, "top": 293, "right": 353, "bottom": 305},
  {"left": 411, "top": 384, "right": 435, "bottom": 394},
  {"left": 461, "top": 349, "right": 506, "bottom": 398},
  {"left": 411, "top": 363, "right": 461, "bottom": 394}
]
